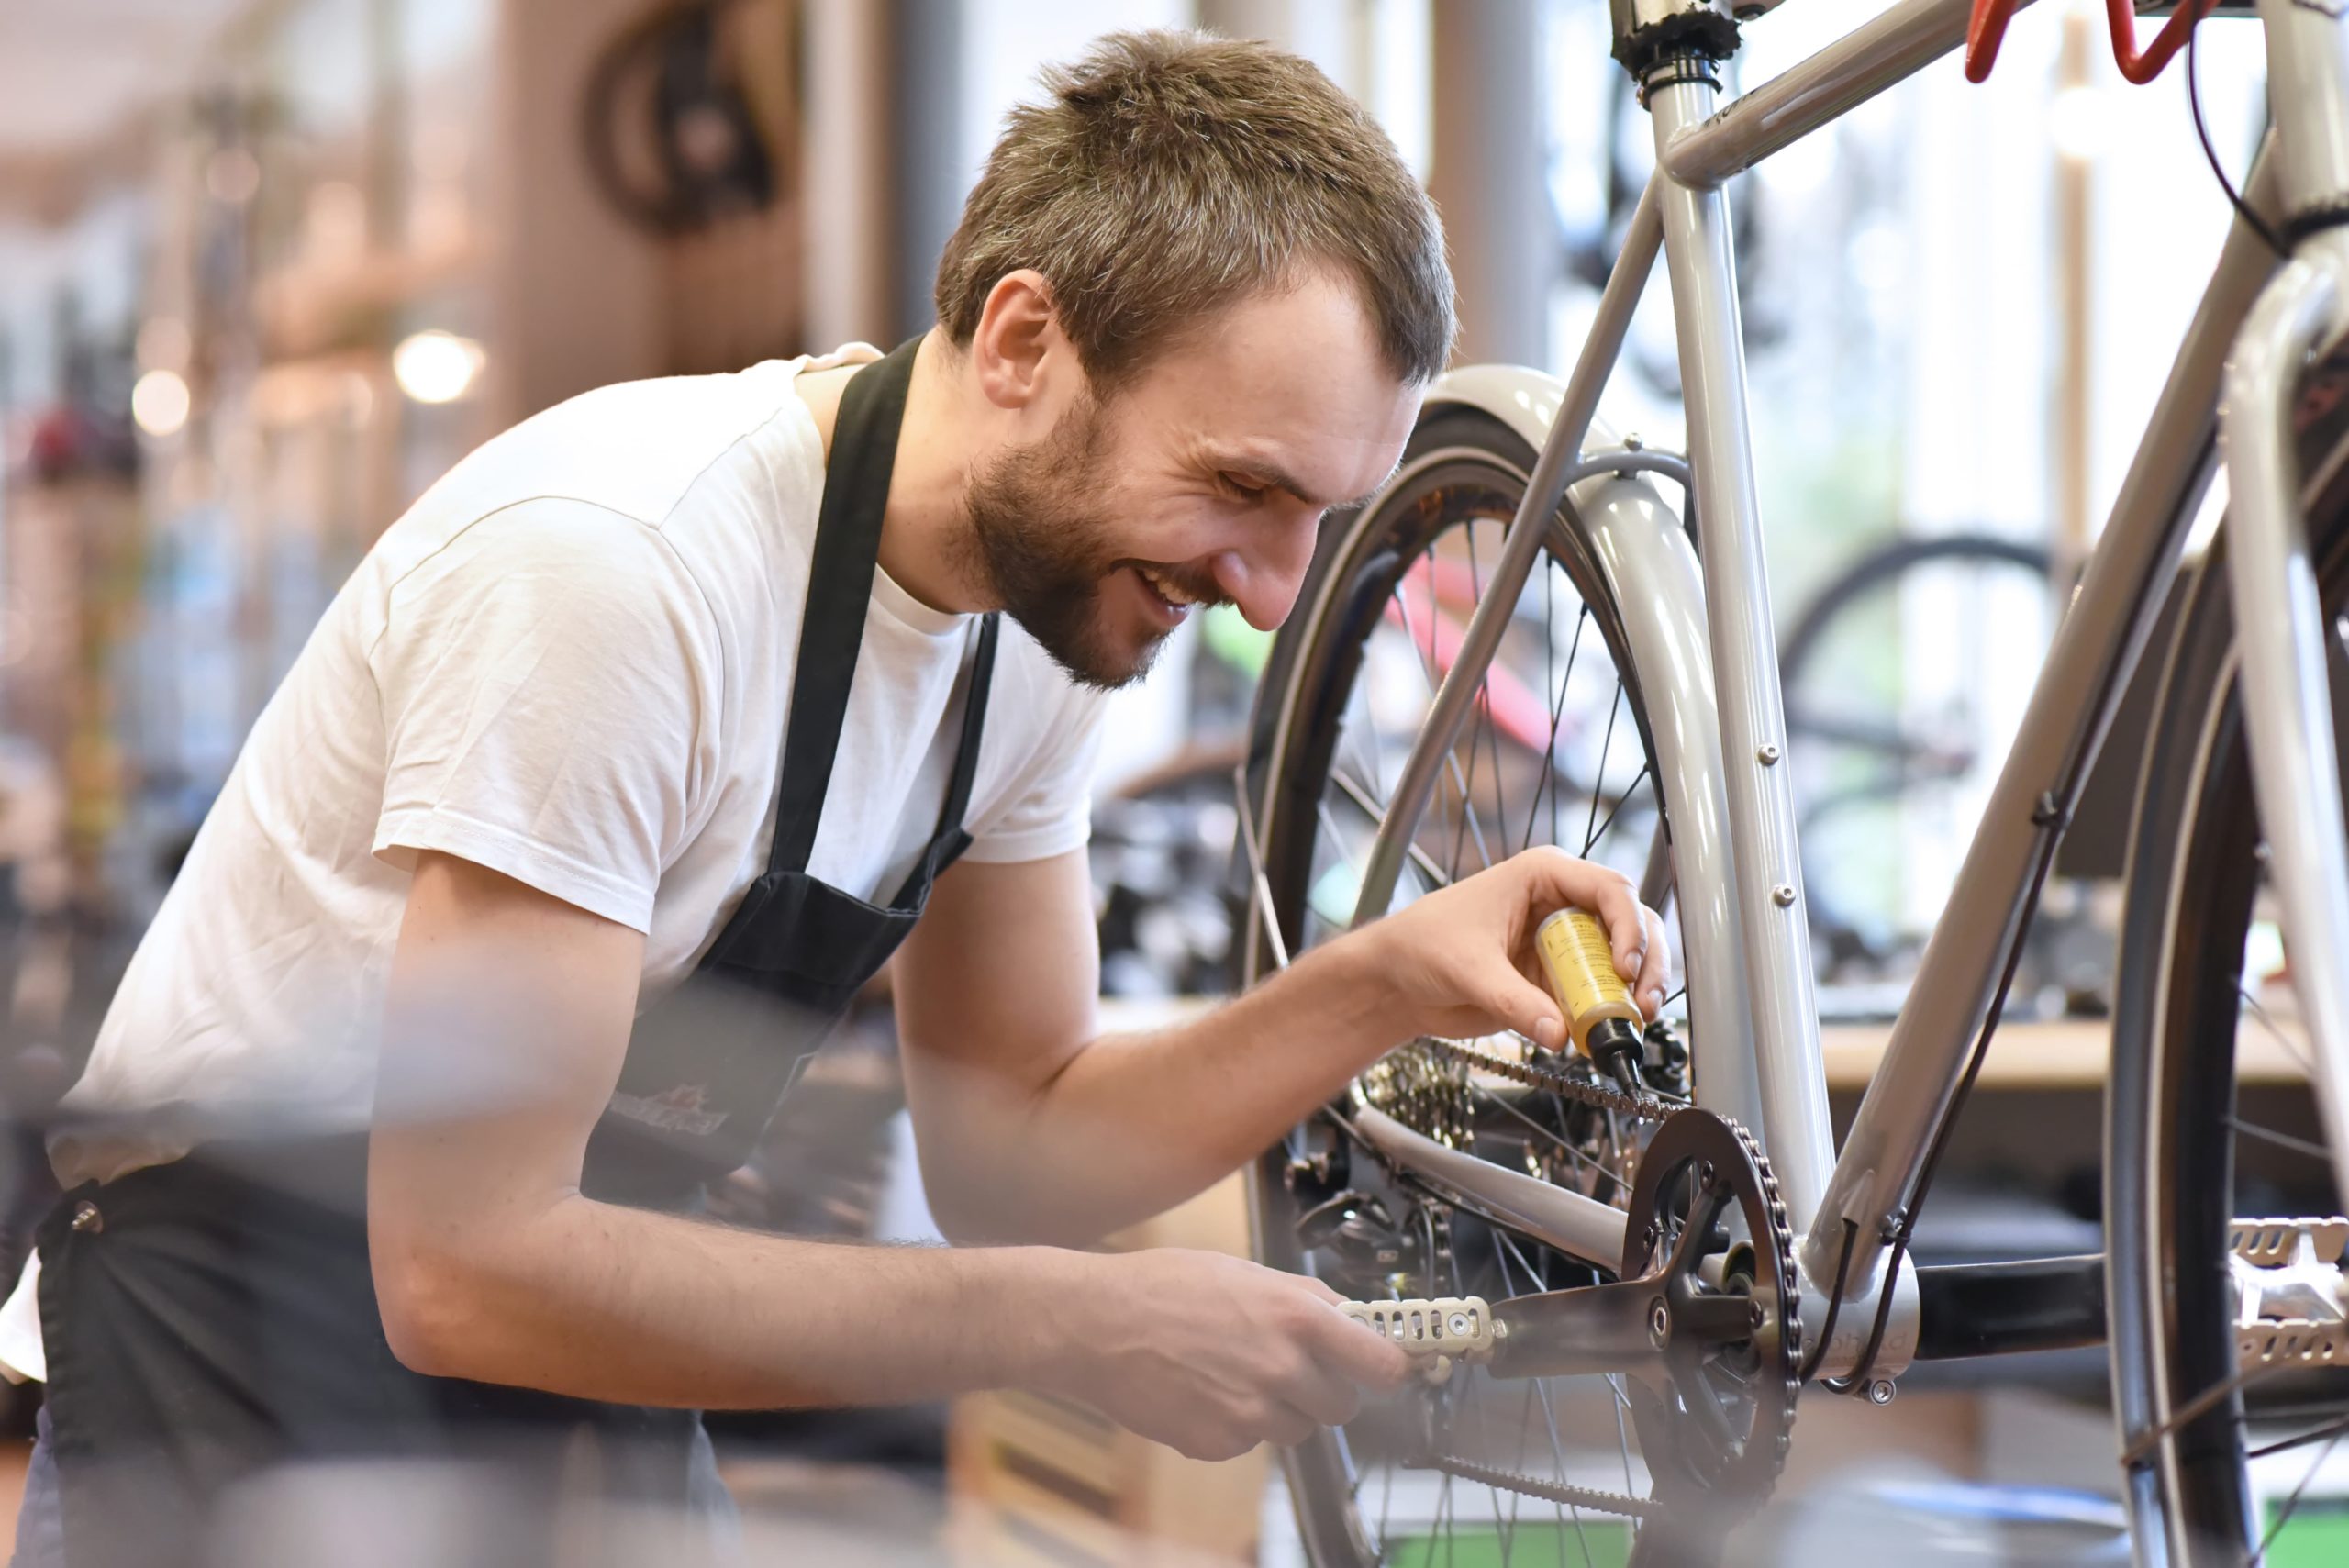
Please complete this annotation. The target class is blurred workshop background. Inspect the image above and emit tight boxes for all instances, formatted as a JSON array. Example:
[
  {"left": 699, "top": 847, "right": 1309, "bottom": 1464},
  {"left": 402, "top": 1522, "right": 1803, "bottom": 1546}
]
[{"left": 0, "top": 1, "right": 2311, "bottom": 1563}]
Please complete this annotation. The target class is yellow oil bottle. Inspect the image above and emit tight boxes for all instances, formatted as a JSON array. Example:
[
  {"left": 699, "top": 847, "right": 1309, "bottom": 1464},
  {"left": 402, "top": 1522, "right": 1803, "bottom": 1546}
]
[{"left": 1535, "top": 907, "right": 1646, "bottom": 1093}]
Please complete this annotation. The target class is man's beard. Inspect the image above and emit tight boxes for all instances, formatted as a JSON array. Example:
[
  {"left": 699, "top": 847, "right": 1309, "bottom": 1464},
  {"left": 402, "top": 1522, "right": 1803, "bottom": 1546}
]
[{"left": 962, "top": 397, "right": 1197, "bottom": 691}]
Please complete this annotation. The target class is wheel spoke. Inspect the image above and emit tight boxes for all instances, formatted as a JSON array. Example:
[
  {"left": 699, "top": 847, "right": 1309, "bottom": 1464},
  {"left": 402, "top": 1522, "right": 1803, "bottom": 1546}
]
[
  {"left": 1317, "top": 800, "right": 1364, "bottom": 873},
  {"left": 1464, "top": 1351, "right": 1516, "bottom": 1562},
  {"left": 2247, "top": 1412, "right": 2349, "bottom": 1461},
  {"left": 2242, "top": 983, "right": 2320, "bottom": 1080},
  {"left": 1376, "top": 1434, "right": 1397, "bottom": 1551},
  {"left": 1466, "top": 522, "right": 1513, "bottom": 861},
  {"left": 1581, "top": 763, "right": 1653, "bottom": 860},
  {"left": 1408, "top": 548, "right": 1490, "bottom": 883},
  {"left": 1497, "top": 1224, "right": 1642, "bottom": 1529},
  {"left": 1392, "top": 572, "right": 1464, "bottom": 867},
  {"left": 2254, "top": 1425, "right": 2343, "bottom": 1564},
  {"left": 1489, "top": 1232, "right": 1598, "bottom": 1568},
  {"left": 1528, "top": 599, "right": 1592, "bottom": 856},
  {"left": 1391, "top": 575, "right": 1497, "bottom": 877},
  {"left": 1326, "top": 768, "right": 1454, "bottom": 893},
  {"left": 1609, "top": 1376, "right": 1638, "bottom": 1530},
  {"left": 1454, "top": 677, "right": 1490, "bottom": 878},
  {"left": 2121, "top": 1357, "right": 2291, "bottom": 1468},
  {"left": 1531, "top": 563, "right": 1558, "bottom": 860},
  {"left": 2225, "top": 1116, "right": 2335, "bottom": 1163},
  {"left": 1582, "top": 689, "right": 1624, "bottom": 857},
  {"left": 1471, "top": 1083, "right": 1627, "bottom": 1190},
  {"left": 1340, "top": 699, "right": 1392, "bottom": 806}
]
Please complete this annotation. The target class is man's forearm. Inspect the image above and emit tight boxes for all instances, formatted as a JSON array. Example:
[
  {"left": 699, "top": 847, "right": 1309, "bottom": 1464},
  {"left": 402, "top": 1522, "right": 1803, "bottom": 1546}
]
[
  {"left": 927, "top": 932, "right": 1408, "bottom": 1245},
  {"left": 378, "top": 1190, "right": 1079, "bottom": 1408}
]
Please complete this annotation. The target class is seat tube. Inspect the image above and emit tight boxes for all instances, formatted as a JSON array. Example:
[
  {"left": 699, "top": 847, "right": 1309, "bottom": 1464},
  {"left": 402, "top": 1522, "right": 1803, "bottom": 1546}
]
[
  {"left": 1620, "top": 0, "right": 1837, "bottom": 1222},
  {"left": 2262, "top": 0, "right": 2349, "bottom": 228}
]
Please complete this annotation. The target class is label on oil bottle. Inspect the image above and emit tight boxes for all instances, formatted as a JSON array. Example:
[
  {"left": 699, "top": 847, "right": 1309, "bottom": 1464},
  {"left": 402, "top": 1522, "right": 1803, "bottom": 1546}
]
[{"left": 1536, "top": 908, "right": 1634, "bottom": 1051}]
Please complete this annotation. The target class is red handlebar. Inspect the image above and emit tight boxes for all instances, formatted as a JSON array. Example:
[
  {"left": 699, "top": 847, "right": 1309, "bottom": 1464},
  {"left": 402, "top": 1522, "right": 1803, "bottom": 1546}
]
[{"left": 1965, "top": 0, "right": 2219, "bottom": 86}]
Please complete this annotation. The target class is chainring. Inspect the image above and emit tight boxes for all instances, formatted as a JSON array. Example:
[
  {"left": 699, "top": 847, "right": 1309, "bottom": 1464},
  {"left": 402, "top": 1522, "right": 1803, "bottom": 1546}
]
[
  {"left": 1356, "top": 1039, "right": 1802, "bottom": 1529},
  {"left": 1619, "top": 1106, "right": 1802, "bottom": 1509}
]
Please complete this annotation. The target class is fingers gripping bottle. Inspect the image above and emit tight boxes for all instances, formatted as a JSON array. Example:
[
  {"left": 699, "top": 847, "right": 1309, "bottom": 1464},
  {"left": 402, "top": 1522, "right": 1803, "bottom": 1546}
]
[{"left": 1535, "top": 908, "right": 1646, "bottom": 1095}]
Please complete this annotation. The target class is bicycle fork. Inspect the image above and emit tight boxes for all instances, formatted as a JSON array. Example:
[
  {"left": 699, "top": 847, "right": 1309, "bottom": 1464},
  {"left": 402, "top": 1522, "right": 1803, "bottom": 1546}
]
[{"left": 2219, "top": 0, "right": 2349, "bottom": 1213}]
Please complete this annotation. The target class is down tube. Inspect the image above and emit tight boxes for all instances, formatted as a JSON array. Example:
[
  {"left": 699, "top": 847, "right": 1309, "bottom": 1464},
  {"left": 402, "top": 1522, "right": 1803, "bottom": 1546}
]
[
  {"left": 1649, "top": 82, "right": 1836, "bottom": 1223},
  {"left": 1804, "top": 161, "right": 2279, "bottom": 1300}
]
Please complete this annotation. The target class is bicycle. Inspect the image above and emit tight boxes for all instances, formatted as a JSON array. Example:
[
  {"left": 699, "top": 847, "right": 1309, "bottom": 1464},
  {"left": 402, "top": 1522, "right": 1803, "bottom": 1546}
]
[{"left": 1231, "top": 0, "right": 2349, "bottom": 1562}]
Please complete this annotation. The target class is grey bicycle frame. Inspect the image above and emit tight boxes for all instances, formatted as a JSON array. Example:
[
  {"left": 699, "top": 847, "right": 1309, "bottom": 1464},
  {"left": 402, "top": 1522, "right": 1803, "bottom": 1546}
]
[{"left": 1342, "top": 0, "right": 2349, "bottom": 1373}]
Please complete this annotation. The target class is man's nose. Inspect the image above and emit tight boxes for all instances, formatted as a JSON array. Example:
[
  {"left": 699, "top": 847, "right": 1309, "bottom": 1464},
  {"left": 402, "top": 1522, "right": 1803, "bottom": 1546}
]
[{"left": 1211, "top": 519, "right": 1320, "bottom": 631}]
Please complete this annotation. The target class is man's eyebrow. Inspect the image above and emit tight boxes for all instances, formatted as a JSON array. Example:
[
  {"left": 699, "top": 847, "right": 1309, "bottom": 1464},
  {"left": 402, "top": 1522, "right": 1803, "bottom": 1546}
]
[{"left": 1221, "top": 456, "right": 1402, "bottom": 512}]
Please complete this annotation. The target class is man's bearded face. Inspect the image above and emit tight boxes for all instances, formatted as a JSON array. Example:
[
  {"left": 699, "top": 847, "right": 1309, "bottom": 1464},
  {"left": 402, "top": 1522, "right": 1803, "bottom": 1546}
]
[{"left": 962, "top": 394, "right": 1229, "bottom": 691}]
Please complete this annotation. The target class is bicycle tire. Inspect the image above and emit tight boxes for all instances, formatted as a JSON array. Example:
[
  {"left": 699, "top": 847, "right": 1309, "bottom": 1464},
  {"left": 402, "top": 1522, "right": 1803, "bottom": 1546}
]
[
  {"left": 1239, "top": 406, "right": 1687, "bottom": 1566},
  {"left": 1777, "top": 534, "right": 2053, "bottom": 682},
  {"left": 2107, "top": 424, "right": 2349, "bottom": 1563},
  {"left": 1776, "top": 533, "right": 2056, "bottom": 984}
]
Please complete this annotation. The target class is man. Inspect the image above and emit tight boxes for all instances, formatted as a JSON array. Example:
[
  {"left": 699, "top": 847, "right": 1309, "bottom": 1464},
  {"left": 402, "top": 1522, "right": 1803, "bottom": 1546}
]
[{"left": 12, "top": 28, "right": 1671, "bottom": 1564}]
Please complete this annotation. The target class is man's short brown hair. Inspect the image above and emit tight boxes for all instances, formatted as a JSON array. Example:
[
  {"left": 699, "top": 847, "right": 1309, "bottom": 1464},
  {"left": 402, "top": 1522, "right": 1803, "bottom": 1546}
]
[{"left": 933, "top": 30, "right": 1455, "bottom": 392}]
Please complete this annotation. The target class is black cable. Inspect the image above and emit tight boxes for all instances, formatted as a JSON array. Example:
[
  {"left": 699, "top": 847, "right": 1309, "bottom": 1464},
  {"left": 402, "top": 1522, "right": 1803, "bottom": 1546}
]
[
  {"left": 1823, "top": 816, "right": 2069, "bottom": 1396},
  {"left": 1795, "top": 1217, "right": 1857, "bottom": 1384},
  {"left": 2188, "top": 8, "right": 2288, "bottom": 260}
]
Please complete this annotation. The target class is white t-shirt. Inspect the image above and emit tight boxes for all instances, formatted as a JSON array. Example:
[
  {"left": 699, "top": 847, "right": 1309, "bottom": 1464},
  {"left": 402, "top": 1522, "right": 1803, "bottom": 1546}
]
[{"left": 50, "top": 345, "right": 1108, "bottom": 1189}]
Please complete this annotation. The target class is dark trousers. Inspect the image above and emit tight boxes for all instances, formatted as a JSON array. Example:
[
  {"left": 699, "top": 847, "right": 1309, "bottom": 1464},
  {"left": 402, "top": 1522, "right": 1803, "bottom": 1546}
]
[
  {"left": 27, "top": 1141, "right": 731, "bottom": 1568},
  {"left": 12, "top": 1403, "right": 63, "bottom": 1568}
]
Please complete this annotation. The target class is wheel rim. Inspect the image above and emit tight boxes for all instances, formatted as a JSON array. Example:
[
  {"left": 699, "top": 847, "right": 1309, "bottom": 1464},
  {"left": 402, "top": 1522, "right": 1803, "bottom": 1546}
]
[{"left": 2121, "top": 530, "right": 2349, "bottom": 1564}]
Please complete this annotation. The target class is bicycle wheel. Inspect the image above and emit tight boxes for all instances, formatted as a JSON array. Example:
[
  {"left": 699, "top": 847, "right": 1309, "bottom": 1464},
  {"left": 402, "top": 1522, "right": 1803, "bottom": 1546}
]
[
  {"left": 1778, "top": 533, "right": 2055, "bottom": 993},
  {"left": 1241, "top": 407, "right": 1776, "bottom": 1566},
  {"left": 2108, "top": 433, "right": 2349, "bottom": 1563}
]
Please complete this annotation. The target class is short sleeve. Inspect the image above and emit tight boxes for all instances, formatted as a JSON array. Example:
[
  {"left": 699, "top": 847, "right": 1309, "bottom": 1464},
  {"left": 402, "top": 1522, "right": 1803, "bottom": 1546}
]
[
  {"left": 368, "top": 499, "right": 720, "bottom": 932},
  {"left": 962, "top": 685, "right": 1110, "bottom": 865}
]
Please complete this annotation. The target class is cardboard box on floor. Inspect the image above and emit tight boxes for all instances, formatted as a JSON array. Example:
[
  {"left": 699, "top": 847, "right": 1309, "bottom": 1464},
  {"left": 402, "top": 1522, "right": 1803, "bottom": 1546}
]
[{"left": 946, "top": 1172, "right": 1266, "bottom": 1567}]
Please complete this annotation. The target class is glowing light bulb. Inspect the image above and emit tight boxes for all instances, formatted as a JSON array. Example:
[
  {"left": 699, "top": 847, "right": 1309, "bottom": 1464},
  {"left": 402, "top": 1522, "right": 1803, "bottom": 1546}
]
[
  {"left": 131, "top": 369, "right": 191, "bottom": 438},
  {"left": 392, "top": 330, "right": 485, "bottom": 405}
]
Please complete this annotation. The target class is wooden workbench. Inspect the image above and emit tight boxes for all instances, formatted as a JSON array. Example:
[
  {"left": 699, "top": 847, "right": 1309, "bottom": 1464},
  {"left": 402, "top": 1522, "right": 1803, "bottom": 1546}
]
[{"left": 1094, "top": 997, "right": 2314, "bottom": 1093}]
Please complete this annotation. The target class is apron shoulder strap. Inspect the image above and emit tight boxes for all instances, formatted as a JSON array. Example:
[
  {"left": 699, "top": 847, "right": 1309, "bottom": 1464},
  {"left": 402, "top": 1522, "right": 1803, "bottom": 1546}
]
[
  {"left": 767, "top": 338, "right": 921, "bottom": 875},
  {"left": 883, "top": 612, "right": 1002, "bottom": 909},
  {"left": 932, "top": 613, "right": 1002, "bottom": 839}
]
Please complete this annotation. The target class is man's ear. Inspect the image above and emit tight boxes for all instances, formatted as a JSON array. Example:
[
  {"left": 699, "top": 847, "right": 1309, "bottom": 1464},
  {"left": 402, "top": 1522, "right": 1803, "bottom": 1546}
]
[{"left": 967, "top": 269, "right": 1068, "bottom": 413}]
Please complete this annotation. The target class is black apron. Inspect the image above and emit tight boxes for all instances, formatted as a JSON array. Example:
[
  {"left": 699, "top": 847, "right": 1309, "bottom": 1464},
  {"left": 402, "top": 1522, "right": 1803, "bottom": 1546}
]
[{"left": 31, "top": 338, "right": 998, "bottom": 1567}]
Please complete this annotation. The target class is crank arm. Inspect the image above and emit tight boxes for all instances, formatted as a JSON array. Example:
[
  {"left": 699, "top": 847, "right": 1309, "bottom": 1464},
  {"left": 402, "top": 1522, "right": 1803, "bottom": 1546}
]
[{"left": 1486, "top": 1277, "right": 1670, "bottom": 1381}]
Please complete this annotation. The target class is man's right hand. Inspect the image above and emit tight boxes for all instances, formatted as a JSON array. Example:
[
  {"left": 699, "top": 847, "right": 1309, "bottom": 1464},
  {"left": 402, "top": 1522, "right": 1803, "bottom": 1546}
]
[{"left": 1041, "top": 1248, "right": 1413, "bottom": 1461}]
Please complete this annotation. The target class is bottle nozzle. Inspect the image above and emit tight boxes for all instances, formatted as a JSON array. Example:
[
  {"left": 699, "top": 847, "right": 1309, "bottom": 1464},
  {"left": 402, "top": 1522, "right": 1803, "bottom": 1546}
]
[{"left": 1586, "top": 1017, "right": 1646, "bottom": 1095}]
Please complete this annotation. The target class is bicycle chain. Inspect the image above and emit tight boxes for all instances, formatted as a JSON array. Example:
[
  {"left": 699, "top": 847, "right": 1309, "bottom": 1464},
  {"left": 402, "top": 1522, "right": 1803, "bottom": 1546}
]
[
  {"left": 1417, "top": 1034, "right": 1680, "bottom": 1120},
  {"left": 1405, "top": 1451, "right": 1665, "bottom": 1521},
  {"left": 1385, "top": 1035, "right": 1802, "bottom": 1526}
]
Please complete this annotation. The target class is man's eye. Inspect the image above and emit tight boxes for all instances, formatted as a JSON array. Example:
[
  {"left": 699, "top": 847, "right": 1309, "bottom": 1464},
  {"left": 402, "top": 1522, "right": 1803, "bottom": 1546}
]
[{"left": 1219, "top": 474, "right": 1268, "bottom": 503}]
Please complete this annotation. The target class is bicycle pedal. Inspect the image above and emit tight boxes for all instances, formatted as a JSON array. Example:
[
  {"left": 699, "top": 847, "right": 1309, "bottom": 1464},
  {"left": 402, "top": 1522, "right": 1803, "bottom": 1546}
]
[
  {"left": 1341, "top": 1296, "right": 1500, "bottom": 1383},
  {"left": 2239, "top": 1318, "right": 2349, "bottom": 1366},
  {"left": 2231, "top": 1217, "right": 2348, "bottom": 1267}
]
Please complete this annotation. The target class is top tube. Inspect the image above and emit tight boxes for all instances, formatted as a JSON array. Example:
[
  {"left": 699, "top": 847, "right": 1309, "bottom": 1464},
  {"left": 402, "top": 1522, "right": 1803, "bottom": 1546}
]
[{"left": 1661, "top": 0, "right": 2008, "bottom": 188}]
